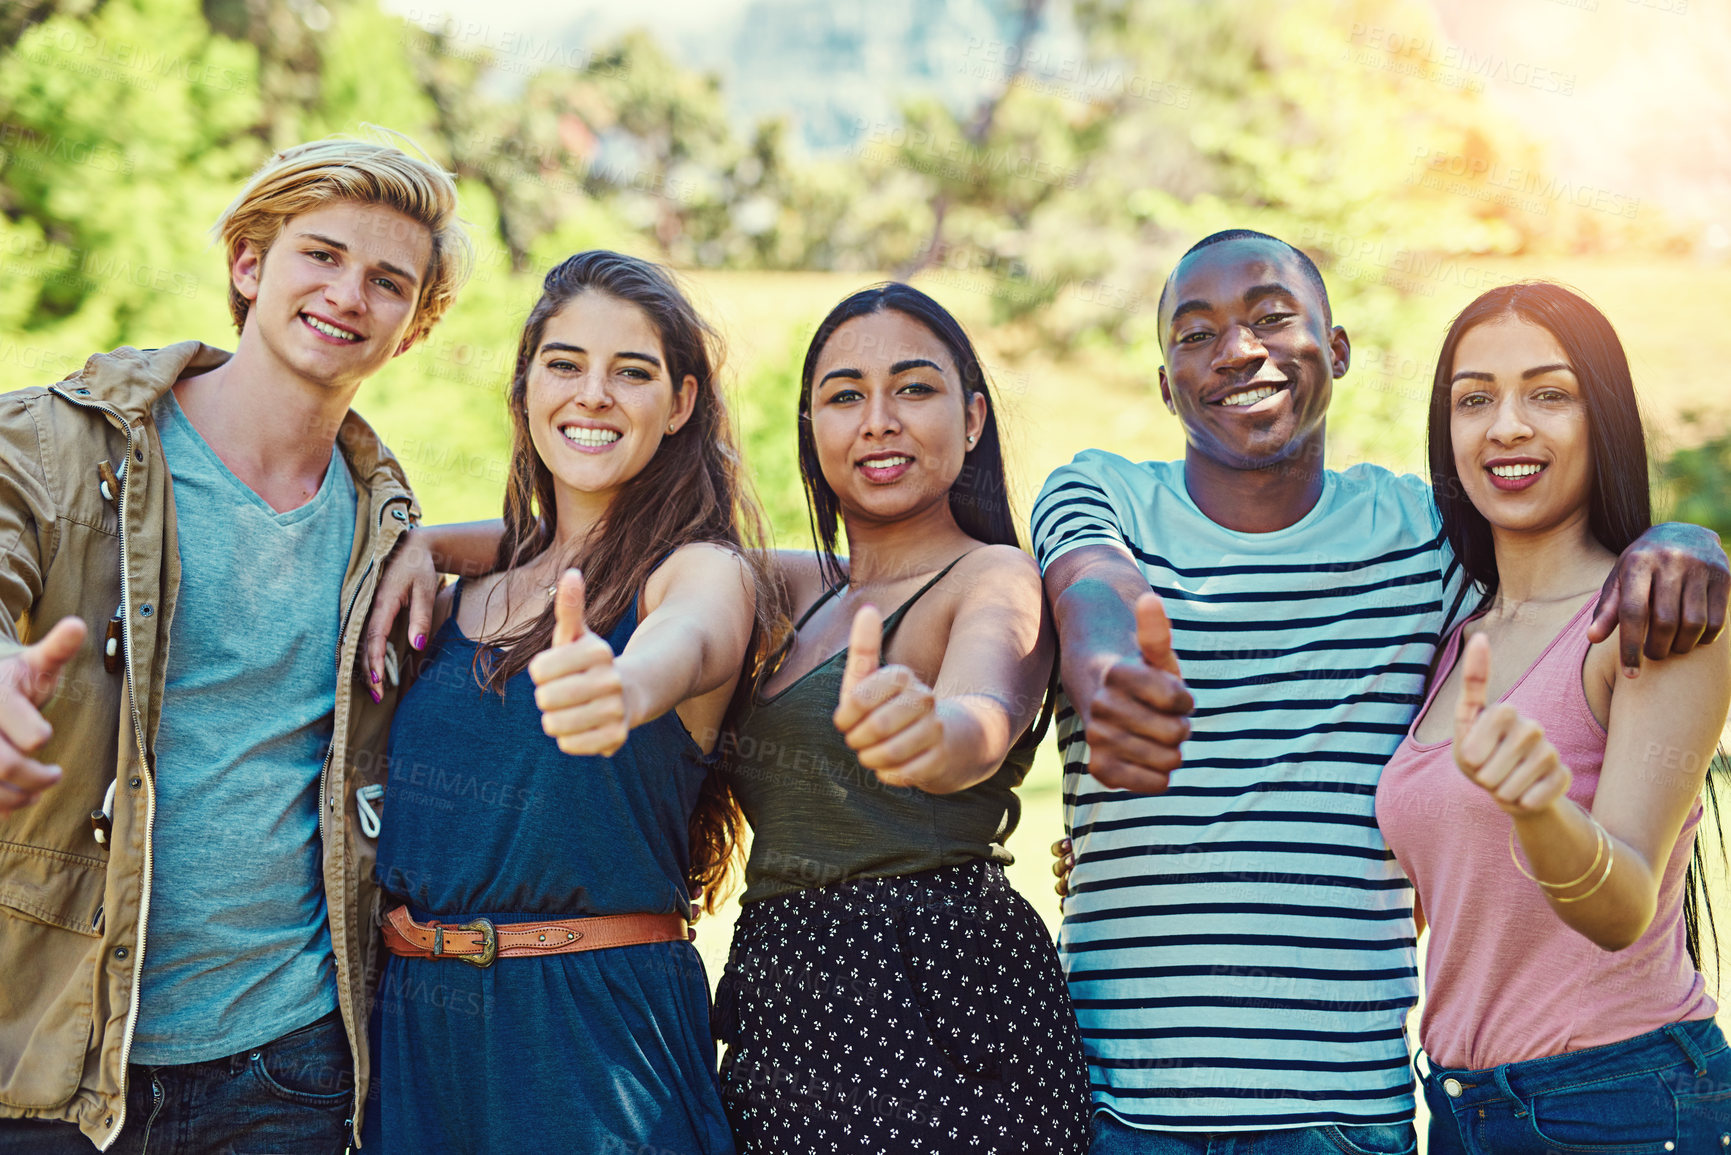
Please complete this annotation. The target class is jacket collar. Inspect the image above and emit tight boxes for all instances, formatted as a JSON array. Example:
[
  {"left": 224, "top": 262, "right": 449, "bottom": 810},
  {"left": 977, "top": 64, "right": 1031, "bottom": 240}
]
[{"left": 65, "top": 341, "right": 414, "bottom": 511}]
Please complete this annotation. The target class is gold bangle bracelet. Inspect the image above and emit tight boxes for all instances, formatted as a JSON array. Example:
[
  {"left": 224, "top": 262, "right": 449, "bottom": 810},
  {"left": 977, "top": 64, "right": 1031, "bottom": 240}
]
[
  {"left": 1508, "top": 820, "right": 1605, "bottom": 890},
  {"left": 1552, "top": 835, "right": 1616, "bottom": 903}
]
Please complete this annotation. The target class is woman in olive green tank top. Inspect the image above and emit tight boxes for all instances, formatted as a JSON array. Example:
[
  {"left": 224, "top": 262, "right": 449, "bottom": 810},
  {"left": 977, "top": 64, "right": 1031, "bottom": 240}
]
[{"left": 714, "top": 283, "right": 1089, "bottom": 1153}]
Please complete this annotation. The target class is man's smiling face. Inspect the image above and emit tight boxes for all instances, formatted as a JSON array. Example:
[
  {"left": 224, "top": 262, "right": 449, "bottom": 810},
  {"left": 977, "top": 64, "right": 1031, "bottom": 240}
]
[{"left": 1157, "top": 238, "right": 1347, "bottom": 472}]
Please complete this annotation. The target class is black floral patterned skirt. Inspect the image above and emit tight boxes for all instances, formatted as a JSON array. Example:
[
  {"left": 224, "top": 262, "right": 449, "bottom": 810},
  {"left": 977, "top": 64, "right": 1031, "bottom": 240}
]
[{"left": 714, "top": 859, "right": 1090, "bottom": 1154}]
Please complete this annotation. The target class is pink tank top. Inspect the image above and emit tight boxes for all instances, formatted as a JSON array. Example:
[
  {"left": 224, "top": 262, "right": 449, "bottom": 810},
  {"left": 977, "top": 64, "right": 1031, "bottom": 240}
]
[{"left": 1376, "top": 598, "right": 1715, "bottom": 1070}]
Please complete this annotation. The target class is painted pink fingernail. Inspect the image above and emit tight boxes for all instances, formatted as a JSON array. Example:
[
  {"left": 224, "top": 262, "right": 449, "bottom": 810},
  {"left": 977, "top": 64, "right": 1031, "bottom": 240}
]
[
  {"left": 413, "top": 634, "right": 427, "bottom": 650},
  {"left": 370, "top": 669, "right": 380, "bottom": 684},
  {"left": 370, "top": 687, "right": 382, "bottom": 703}
]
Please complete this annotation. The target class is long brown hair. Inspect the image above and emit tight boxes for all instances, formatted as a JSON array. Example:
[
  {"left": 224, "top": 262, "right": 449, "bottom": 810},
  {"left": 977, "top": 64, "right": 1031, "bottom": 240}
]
[
  {"left": 481, "top": 250, "right": 772, "bottom": 912},
  {"left": 1427, "top": 281, "right": 1726, "bottom": 979}
]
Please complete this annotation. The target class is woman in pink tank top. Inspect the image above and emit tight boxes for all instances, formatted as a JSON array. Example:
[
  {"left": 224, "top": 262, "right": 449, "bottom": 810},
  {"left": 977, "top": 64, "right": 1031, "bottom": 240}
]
[{"left": 1376, "top": 282, "right": 1731, "bottom": 1153}]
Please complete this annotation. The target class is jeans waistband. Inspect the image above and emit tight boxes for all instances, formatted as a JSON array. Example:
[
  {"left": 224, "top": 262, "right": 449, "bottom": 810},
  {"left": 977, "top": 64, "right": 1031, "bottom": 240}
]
[{"left": 1419, "top": 1017, "right": 1726, "bottom": 1107}]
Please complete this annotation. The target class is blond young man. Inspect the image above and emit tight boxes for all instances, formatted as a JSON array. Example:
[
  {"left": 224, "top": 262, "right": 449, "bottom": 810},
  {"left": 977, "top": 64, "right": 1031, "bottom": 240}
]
[{"left": 0, "top": 140, "right": 470, "bottom": 1153}]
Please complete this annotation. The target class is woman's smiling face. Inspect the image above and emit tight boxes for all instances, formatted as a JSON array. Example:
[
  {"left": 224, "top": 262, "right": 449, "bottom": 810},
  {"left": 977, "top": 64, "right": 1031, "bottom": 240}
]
[
  {"left": 526, "top": 290, "right": 696, "bottom": 510},
  {"left": 807, "top": 309, "right": 986, "bottom": 529},
  {"left": 1449, "top": 315, "right": 1594, "bottom": 538}
]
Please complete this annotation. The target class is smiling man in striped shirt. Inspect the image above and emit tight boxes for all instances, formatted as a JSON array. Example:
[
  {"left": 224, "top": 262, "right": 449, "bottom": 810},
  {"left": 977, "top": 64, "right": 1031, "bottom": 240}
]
[{"left": 1033, "top": 229, "right": 1728, "bottom": 1154}]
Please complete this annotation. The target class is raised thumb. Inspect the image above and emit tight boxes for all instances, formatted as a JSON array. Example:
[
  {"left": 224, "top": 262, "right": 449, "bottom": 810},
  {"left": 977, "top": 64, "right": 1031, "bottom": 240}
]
[
  {"left": 840, "top": 604, "right": 883, "bottom": 700},
  {"left": 1453, "top": 632, "right": 1491, "bottom": 741},
  {"left": 1135, "top": 592, "right": 1179, "bottom": 676},
  {"left": 552, "top": 569, "right": 587, "bottom": 648},
  {"left": 19, "top": 616, "right": 87, "bottom": 707}
]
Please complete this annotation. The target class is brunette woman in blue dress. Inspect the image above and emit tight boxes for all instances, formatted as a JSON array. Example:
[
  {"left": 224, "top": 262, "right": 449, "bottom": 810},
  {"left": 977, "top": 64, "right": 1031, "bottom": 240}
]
[{"left": 364, "top": 251, "right": 768, "bottom": 1153}]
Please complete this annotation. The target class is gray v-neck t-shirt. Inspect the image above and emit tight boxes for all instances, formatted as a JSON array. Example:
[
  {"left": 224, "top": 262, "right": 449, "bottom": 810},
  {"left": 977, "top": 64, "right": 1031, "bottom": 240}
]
[{"left": 131, "top": 390, "right": 357, "bottom": 1064}]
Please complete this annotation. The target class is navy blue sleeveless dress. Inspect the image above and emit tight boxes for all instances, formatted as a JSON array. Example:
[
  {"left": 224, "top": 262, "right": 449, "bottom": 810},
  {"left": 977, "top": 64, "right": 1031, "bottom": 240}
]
[{"left": 367, "top": 580, "right": 734, "bottom": 1154}]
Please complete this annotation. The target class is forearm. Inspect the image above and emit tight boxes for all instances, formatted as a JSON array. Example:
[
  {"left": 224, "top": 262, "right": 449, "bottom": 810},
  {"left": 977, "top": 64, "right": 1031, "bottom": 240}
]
[
  {"left": 418, "top": 519, "right": 506, "bottom": 576},
  {"left": 614, "top": 616, "right": 742, "bottom": 730},
  {"left": 920, "top": 695, "right": 1017, "bottom": 794},
  {"left": 1513, "top": 800, "right": 1661, "bottom": 951},
  {"left": 1054, "top": 577, "right": 1143, "bottom": 721}
]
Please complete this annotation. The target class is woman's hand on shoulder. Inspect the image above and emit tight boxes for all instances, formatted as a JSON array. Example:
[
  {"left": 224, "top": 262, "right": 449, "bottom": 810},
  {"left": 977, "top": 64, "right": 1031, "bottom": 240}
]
[
  {"left": 530, "top": 570, "right": 631, "bottom": 757},
  {"left": 1452, "top": 632, "right": 1572, "bottom": 815},
  {"left": 364, "top": 527, "right": 439, "bottom": 691}
]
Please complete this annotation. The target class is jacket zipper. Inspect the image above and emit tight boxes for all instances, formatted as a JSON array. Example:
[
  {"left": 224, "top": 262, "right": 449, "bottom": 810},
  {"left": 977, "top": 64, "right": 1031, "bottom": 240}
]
[
  {"left": 321, "top": 496, "right": 404, "bottom": 1149},
  {"left": 51, "top": 389, "right": 152, "bottom": 1153},
  {"left": 59, "top": 383, "right": 408, "bottom": 1149}
]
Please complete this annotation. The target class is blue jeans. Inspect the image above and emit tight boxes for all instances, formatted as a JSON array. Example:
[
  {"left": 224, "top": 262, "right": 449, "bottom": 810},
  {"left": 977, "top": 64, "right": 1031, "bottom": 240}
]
[
  {"left": 1421, "top": 1017, "right": 1731, "bottom": 1153},
  {"left": 0, "top": 1009, "right": 353, "bottom": 1154},
  {"left": 1088, "top": 1112, "right": 1416, "bottom": 1154}
]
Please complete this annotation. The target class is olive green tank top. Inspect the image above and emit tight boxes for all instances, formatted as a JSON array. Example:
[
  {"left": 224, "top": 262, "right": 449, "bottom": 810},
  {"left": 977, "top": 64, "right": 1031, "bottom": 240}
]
[{"left": 727, "top": 555, "right": 1047, "bottom": 904}]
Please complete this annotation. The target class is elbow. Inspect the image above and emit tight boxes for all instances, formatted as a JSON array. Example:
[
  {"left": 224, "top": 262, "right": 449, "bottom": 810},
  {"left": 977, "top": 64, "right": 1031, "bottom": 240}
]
[
  {"left": 1581, "top": 905, "right": 1657, "bottom": 954},
  {"left": 1588, "top": 927, "right": 1646, "bottom": 953}
]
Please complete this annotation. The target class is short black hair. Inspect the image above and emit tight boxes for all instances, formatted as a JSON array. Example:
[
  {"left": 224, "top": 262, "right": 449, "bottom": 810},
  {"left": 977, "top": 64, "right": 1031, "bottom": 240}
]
[{"left": 1156, "top": 228, "right": 1331, "bottom": 326}]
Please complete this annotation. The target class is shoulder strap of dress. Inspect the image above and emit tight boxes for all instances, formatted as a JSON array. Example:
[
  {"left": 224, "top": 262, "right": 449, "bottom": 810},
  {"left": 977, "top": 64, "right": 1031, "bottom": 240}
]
[
  {"left": 793, "top": 583, "right": 843, "bottom": 631},
  {"left": 881, "top": 550, "right": 980, "bottom": 642}
]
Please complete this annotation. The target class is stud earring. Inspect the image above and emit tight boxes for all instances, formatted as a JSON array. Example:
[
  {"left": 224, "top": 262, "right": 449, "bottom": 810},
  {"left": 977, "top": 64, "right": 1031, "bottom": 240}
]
[{"left": 967, "top": 434, "right": 976, "bottom": 445}]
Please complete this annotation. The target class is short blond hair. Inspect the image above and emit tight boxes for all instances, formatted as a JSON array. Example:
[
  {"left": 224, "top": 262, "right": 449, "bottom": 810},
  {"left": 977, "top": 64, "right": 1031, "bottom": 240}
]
[{"left": 214, "top": 137, "right": 472, "bottom": 346}]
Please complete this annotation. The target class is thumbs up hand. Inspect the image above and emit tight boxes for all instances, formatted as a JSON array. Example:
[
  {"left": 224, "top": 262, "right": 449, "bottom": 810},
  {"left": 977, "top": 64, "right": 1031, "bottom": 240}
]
[
  {"left": 1451, "top": 632, "right": 1571, "bottom": 815},
  {"left": 530, "top": 570, "right": 631, "bottom": 757},
  {"left": 0, "top": 616, "right": 88, "bottom": 814},
  {"left": 833, "top": 605, "right": 944, "bottom": 790},
  {"left": 1082, "top": 592, "right": 1194, "bottom": 795}
]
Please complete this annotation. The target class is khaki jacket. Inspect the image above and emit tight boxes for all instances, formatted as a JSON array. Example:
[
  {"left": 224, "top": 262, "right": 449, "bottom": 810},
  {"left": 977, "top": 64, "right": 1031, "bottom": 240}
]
[{"left": 0, "top": 342, "right": 415, "bottom": 1148}]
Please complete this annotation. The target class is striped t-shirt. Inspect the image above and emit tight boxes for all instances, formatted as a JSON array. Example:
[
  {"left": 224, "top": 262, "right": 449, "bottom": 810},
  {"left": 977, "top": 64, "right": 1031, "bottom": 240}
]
[{"left": 1031, "top": 451, "right": 1472, "bottom": 1132}]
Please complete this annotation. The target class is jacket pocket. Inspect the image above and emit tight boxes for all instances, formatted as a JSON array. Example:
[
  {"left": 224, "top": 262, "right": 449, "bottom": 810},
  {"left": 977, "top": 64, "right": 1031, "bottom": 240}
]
[{"left": 0, "top": 841, "right": 105, "bottom": 1110}]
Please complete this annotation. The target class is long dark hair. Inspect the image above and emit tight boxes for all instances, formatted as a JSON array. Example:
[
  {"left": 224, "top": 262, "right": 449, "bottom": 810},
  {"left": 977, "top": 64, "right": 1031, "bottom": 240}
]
[
  {"left": 1427, "top": 280, "right": 1725, "bottom": 977},
  {"left": 1427, "top": 281, "right": 1651, "bottom": 596},
  {"left": 482, "top": 250, "right": 771, "bottom": 912},
  {"left": 796, "top": 282, "right": 1021, "bottom": 586}
]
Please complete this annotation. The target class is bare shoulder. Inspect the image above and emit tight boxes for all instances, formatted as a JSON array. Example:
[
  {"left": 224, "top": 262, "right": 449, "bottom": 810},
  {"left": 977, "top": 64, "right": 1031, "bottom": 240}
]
[
  {"left": 645, "top": 541, "right": 755, "bottom": 613},
  {"left": 948, "top": 544, "right": 1042, "bottom": 600},
  {"left": 653, "top": 541, "right": 751, "bottom": 583},
  {"left": 770, "top": 549, "right": 837, "bottom": 619},
  {"left": 1620, "top": 621, "right": 1731, "bottom": 694},
  {"left": 1042, "top": 539, "right": 1138, "bottom": 593}
]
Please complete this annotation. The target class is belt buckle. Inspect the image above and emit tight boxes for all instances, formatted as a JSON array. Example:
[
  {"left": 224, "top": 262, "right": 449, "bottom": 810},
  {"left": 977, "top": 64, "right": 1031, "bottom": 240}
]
[{"left": 432, "top": 918, "right": 497, "bottom": 967}]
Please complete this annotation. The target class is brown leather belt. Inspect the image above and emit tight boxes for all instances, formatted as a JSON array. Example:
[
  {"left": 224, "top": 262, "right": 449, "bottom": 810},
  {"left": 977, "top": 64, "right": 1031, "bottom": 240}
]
[{"left": 382, "top": 905, "right": 691, "bottom": 968}]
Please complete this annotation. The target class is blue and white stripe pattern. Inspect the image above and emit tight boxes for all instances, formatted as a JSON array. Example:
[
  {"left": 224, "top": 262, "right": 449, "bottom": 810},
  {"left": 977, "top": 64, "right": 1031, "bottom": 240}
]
[{"left": 1031, "top": 451, "right": 1473, "bottom": 1132}]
